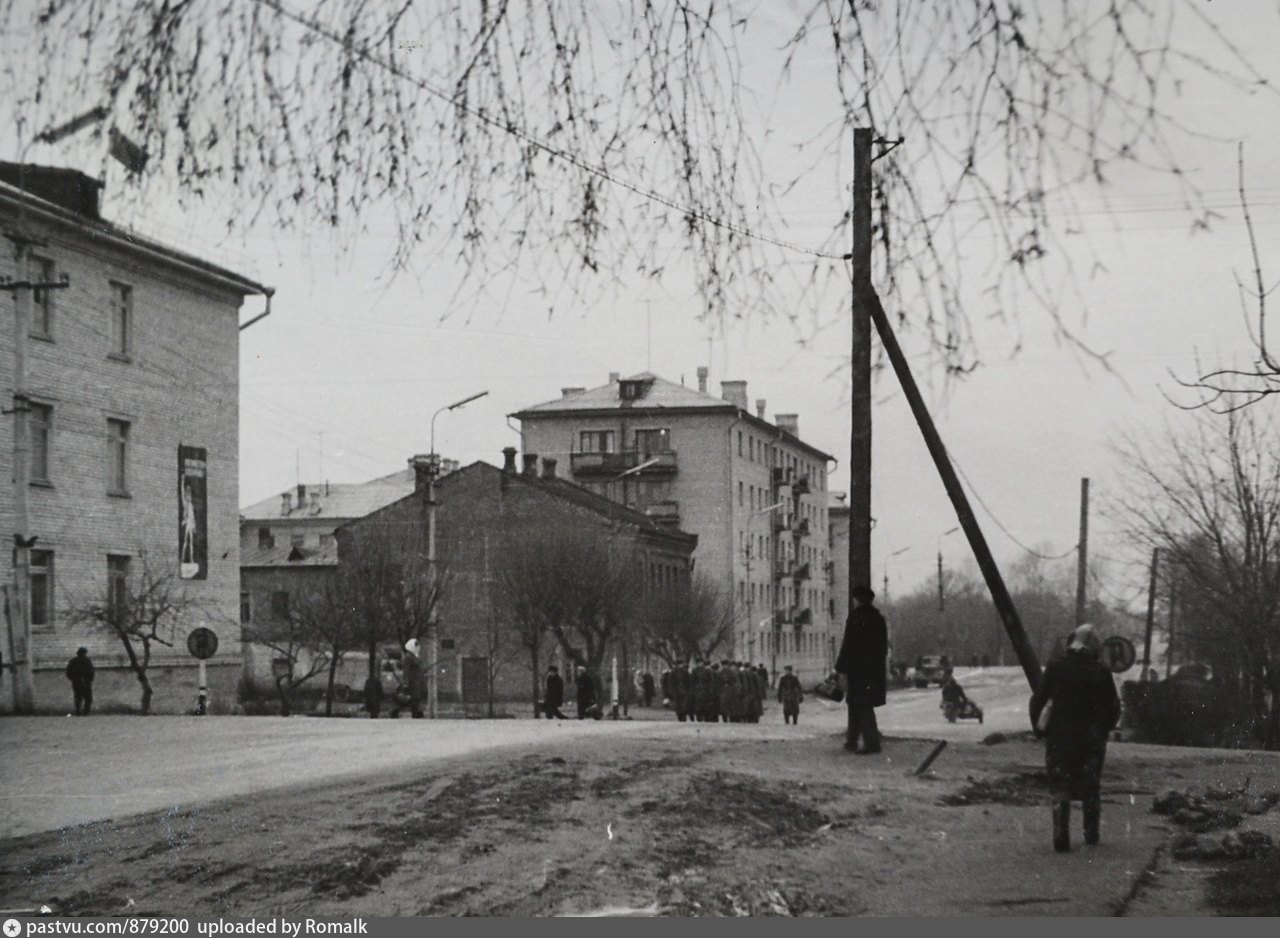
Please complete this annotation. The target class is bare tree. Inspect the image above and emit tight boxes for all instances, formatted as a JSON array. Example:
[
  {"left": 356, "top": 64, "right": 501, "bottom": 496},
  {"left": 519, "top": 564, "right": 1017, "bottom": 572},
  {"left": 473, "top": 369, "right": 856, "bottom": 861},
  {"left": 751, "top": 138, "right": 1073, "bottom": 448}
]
[
  {"left": 1111, "top": 408, "right": 1280, "bottom": 748},
  {"left": 65, "top": 555, "right": 196, "bottom": 715},
  {"left": 4, "top": 2, "right": 1270, "bottom": 369},
  {"left": 644, "top": 573, "right": 734, "bottom": 666},
  {"left": 1177, "top": 145, "right": 1280, "bottom": 411},
  {"left": 288, "top": 576, "right": 361, "bottom": 716},
  {"left": 242, "top": 598, "right": 330, "bottom": 717}
]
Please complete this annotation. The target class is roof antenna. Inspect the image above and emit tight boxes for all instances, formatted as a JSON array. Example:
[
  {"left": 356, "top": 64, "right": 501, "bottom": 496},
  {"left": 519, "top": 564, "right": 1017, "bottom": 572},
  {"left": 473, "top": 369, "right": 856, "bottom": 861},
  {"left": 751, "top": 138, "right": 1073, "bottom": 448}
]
[{"left": 646, "top": 300, "right": 652, "bottom": 370}]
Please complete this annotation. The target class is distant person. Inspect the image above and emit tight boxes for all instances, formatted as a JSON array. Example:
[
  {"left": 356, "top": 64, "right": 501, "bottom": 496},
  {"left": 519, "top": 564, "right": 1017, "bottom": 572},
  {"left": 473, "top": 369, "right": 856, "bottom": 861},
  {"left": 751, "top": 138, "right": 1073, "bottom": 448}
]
[
  {"left": 641, "top": 670, "right": 656, "bottom": 708},
  {"left": 941, "top": 670, "right": 967, "bottom": 707},
  {"left": 391, "top": 639, "right": 425, "bottom": 718},
  {"left": 1029, "top": 624, "right": 1121, "bottom": 852},
  {"left": 65, "top": 647, "right": 95, "bottom": 716},
  {"left": 777, "top": 665, "right": 804, "bottom": 725},
  {"left": 575, "top": 665, "right": 601, "bottom": 720},
  {"left": 544, "top": 665, "right": 567, "bottom": 720},
  {"left": 363, "top": 665, "right": 384, "bottom": 719},
  {"left": 835, "top": 585, "right": 888, "bottom": 754}
]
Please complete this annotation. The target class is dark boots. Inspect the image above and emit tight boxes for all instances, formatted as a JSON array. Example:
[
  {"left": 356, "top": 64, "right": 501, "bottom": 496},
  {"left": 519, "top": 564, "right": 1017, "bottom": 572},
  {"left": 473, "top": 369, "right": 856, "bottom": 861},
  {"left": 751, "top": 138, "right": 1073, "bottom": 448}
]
[
  {"left": 1083, "top": 795, "right": 1101, "bottom": 846},
  {"left": 1052, "top": 801, "right": 1071, "bottom": 853}
]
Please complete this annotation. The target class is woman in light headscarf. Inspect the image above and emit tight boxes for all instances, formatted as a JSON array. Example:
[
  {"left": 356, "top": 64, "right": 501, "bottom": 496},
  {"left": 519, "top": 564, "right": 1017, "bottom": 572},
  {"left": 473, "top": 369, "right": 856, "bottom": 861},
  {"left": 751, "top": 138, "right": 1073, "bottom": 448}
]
[{"left": 1029, "top": 624, "right": 1121, "bottom": 852}]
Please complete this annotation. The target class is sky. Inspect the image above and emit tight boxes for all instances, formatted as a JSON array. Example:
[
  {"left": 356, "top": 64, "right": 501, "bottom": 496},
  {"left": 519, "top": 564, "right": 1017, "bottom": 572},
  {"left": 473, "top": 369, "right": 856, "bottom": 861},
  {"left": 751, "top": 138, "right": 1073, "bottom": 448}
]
[{"left": 5, "top": 1, "right": 1279, "bottom": 609}]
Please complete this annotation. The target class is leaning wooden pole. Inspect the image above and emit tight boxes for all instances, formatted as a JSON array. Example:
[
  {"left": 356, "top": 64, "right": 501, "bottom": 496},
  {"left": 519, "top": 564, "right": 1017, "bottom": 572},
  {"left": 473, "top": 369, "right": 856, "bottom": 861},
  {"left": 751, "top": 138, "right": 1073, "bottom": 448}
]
[{"left": 867, "top": 291, "right": 1042, "bottom": 689}]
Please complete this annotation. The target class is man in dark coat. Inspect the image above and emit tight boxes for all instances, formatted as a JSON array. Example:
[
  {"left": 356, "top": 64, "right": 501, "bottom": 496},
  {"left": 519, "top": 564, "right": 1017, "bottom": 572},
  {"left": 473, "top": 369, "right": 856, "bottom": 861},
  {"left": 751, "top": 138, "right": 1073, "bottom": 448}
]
[
  {"left": 1029, "top": 624, "right": 1121, "bottom": 851},
  {"left": 691, "top": 660, "right": 709, "bottom": 722},
  {"left": 544, "top": 665, "right": 567, "bottom": 719},
  {"left": 390, "top": 639, "right": 425, "bottom": 718},
  {"left": 65, "top": 647, "right": 95, "bottom": 716},
  {"left": 777, "top": 665, "right": 804, "bottom": 725},
  {"left": 641, "top": 670, "right": 656, "bottom": 708},
  {"left": 575, "top": 665, "right": 600, "bottom": 719},
  {"left": 835, "top": 585, "right": 888, "bottom": 753}
]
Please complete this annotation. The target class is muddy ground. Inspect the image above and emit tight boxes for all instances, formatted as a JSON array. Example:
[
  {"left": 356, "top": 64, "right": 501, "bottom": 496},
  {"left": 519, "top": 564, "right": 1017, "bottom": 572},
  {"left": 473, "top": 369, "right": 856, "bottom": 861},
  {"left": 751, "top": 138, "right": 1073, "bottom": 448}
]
[{"left": 3, "top": 732, "right": 1278, "bottom": 916}]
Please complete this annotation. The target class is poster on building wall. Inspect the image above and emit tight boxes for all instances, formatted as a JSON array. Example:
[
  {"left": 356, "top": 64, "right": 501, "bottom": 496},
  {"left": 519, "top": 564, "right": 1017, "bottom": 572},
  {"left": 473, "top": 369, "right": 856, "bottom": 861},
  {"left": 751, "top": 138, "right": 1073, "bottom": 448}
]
[{"left": 179, "top": 444, "right": 208, "bottom": 580}]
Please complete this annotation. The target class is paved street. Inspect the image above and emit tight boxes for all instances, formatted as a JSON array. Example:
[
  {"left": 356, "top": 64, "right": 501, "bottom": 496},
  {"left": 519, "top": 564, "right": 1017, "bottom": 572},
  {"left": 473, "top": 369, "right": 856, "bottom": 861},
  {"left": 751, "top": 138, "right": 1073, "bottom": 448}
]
[{"left": 0, "top": 668, "right": 1029, "bottom": 839}]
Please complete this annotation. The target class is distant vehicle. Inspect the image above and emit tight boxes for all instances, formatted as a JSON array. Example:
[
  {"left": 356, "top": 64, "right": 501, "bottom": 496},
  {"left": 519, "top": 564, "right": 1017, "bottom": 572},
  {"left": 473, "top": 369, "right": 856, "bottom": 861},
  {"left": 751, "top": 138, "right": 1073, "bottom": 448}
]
[{"left": 911, "top": 655, "right": 951, "bottom": 689}]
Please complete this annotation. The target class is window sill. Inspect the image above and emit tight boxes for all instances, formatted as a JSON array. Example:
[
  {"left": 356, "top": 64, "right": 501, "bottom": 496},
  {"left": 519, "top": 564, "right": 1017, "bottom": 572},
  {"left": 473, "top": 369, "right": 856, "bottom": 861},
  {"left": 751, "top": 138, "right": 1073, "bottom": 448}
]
[
  {"left": 29, "top": 332, "right": 54, "bottom": 343},
  {"left": 29, "top": 479, "right": 54, "bottom": 489},
  {"left": 107, "top": 490, "right": 132, "bottom": 500},
  {"left": 107, "top": 352, "right": 132, "bottom": 364}
]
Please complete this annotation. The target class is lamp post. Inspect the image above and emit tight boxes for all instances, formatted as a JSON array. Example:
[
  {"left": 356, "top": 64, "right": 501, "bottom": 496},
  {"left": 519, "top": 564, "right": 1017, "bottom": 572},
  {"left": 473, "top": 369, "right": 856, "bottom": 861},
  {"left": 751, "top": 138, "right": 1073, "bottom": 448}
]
[
  {"left": 936, "top": 526, "right": 960, "bottom": 657},
  {"left": 882, "top": 546, "right": 911, "bottom": 605},
  {"left": 424, "top": 389, "right": 488, "bottom": 718},
  {"left": 608, "top": 456, "right": 658, "bottom": 718}
]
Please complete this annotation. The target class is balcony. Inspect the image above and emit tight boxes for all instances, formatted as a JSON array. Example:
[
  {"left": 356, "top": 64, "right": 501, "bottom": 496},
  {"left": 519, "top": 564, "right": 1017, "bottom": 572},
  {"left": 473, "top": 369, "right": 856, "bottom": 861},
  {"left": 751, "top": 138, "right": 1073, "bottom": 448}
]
[
  {"left": 772, "top": 513, "right": 792, "bottom": 534},
  {"left": 793, "top": 607, "right": 812, "bottom": 626},
  {"left": 771, "top": 467, "right": 790, "bottom": 488},
  {"left": 792, "top": 475, "right": 811, "bottom": 495},
  {"left": 773, "top": 609, "right": 789, "bottom": 628},
  {"left": 793, "top": 517, "right": 811, "bottom": 538},
  {"left": 570, "top": 449, "right": 678, "bottom": 478},
  {"left": 791, "top": 562, "right": 811, "bottom": 582},
  {"left": 645, "top": 500, "right": 681, "bottom": 525}
]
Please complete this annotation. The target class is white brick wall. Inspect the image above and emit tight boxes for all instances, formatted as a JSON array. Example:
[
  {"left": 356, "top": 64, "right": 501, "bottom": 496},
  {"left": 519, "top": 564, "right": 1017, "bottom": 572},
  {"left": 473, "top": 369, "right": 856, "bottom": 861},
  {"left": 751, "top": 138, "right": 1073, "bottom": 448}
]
[{"left": 1, "top": 204, "right": 249, "bottom": 712}]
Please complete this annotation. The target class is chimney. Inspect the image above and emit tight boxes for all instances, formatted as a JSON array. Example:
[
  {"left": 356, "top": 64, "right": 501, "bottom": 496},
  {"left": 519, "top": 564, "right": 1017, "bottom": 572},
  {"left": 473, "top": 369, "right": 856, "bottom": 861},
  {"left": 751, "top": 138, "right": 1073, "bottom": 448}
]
[
  {"left": 297, "top": 483, "right": 306, "bottom": 505},
  {"left": 696, "top": 366, "right": 709, "bottom": 393},
  {"left": 541, "top": 457, "right": 558, "bottom": 480},
  {"left": 502, "top": 447, "right": 518, "bottom": 474},
  {"left": 562, "top": 387, "right": 585, "bottom": 398},
  {"left": 609, "top": 371, "right": 620, "bottom": 384},
  {"left": 522, "top": 453, "right": 539, "bottom": 478},
  {"left": 720, "top": 380, "right": 748, "bottom": 411},
  {"left": 775, "top": 413, "right": 799, "bottom": 437},
  {"left": 280, "top": 492, "right": 291, "bottom": 515},
  {"left": 409, "top": 455, "right": 434, "bottom": 494},
  {"left": 308, "top": 491, "right": 320, "bottom": 511},
  {"left": 755, "top": 398, "right": 766, "bottom": 419}
]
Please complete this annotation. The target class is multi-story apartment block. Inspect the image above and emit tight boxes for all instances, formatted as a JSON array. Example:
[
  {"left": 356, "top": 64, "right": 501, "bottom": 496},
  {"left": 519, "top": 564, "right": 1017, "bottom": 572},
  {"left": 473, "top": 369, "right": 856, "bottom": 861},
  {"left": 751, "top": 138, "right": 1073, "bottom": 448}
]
[
  {"left": 513, "top": 368, "right": 837, "bottom": 683},
  {"left": 1, "top": 163, "right": 269, "bottom": 713}
]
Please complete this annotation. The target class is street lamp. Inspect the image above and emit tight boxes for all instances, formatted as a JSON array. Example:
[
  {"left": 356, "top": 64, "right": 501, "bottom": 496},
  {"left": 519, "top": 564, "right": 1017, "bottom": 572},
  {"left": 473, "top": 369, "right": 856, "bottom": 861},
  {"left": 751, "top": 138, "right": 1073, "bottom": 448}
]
[
  {"left": 424, "top": 389, "right": 489, "bottom": 718},
  {"left": 882, "top": 546, "right": 911, "bottom": 604},
  {"left": 608, "top": 456, "right": 659, "bottom": 719},
  {"left": 937, "top": 526, "right": 959, "bottom": 612}
]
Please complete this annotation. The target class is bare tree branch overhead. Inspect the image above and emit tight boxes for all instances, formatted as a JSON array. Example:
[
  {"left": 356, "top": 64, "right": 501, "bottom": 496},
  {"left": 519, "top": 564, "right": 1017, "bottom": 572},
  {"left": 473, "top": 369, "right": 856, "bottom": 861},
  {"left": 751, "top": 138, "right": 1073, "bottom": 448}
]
[
  {"left": 1174, "top": 143, "right": 1280, "bottom": 411},
  {"left": 4, "top": 1, "right": 1272, "bottom": 369}
]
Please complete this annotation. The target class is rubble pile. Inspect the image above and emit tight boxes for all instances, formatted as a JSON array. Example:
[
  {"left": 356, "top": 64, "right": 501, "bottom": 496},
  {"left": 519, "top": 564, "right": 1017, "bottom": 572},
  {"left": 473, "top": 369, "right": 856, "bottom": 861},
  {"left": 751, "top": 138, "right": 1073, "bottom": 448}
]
[
  {"left": 1172, "top": 830, "right": 1274, "bottom": 862},
  {"left": 1152, "top": 786, "right": 1280, "bottom": 834}
]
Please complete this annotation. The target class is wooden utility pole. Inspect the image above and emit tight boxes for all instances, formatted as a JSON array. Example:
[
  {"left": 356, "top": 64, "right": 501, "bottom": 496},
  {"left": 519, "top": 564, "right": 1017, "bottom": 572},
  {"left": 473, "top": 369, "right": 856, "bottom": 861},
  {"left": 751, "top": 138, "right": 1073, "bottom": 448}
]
[
  {"left": 1075, "top": 478, "right": 1090, "bottom": 627},
  {"left": 867, "top": 292, "right": 1042, "bottom": 688},
  {"left": 849, "top": 128, "right": 873, "bottom": 602},
  {"left": 1165, "top": 584, "right": 1176, "bottom": 680},
  {"left": 1141, "top": 548, "right": 1159, "bottom": 680}
]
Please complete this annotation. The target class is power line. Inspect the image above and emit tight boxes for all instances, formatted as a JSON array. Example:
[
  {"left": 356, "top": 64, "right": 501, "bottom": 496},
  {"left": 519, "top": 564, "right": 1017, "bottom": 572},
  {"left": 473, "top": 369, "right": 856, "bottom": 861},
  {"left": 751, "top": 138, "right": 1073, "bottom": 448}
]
[
  {"left": 948, "top": 453, "right": 1077, "bottom": 561},
  {"left": 251, "top": 0, "right": 843, "bottom": 263}
]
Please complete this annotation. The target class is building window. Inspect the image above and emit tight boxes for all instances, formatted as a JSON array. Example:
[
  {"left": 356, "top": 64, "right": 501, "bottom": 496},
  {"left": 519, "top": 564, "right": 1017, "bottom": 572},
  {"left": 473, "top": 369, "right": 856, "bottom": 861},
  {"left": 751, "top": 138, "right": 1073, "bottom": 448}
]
[
  {"left": 106, "top": 418, "right": 130, "bottom": 494},
  {"left": 240, "top": 591, "right": 253, "bottom": 624},
  {"left": 109, "top": 281, "right": 132, "bottom": 358},
  {"left": 737, "top": 481, "right": 743, "bottom": 507},
  {"left": 633, "top": 428, "right": 671, "bottom": 453},
  {"left": 29, "top": 402, "right": 52, "bottom": 483},
  {"left": 107, "top": 555, "right": 131, "bottom": 622},
  {"left": 738, "top": 431, "right": 743, "bottom": 457},
  {"left": 271, "top": 590, "right": 291, "bottom": 620},
  {"left": 579, "top": 430, "right": 615, "bottom": 453},
  {"left": 29, "top": 549, "right": 53, "bottom": 627},
  {"left": 257, "top": 527, "right": 273, "bottom": 550},
  {"left": 31, "top": 255, "right": 55, "bottom": 339}
]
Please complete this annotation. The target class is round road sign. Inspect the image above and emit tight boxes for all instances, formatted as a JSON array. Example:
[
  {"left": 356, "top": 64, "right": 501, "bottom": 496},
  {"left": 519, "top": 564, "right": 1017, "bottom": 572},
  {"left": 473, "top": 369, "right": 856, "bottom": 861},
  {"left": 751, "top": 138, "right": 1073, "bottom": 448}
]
[
  {"left": 187, "top": 627, "right": 219, "bottom": 660},
  {"left": 1100, "top": 636, "right": 1136, "bottom": 674}
]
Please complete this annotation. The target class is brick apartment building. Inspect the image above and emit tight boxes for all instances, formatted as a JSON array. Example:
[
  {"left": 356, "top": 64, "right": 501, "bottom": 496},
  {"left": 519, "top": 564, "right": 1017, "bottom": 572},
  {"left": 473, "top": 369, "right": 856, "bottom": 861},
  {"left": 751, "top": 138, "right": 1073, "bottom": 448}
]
[
  {"left": 513, "top": 369, "right": 837, "bottom": 684},
  {"left": 1, "top": 163, "right": 269, "bottom": 713},
  {"left": 337, "top": 451, "right": 698, "bottom": 704}
]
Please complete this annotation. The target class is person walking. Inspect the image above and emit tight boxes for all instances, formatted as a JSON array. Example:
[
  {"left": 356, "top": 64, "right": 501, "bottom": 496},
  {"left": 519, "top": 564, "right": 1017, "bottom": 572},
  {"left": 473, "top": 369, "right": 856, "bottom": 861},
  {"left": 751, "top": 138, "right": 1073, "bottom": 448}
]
[
  {"left": 363, "top": 664, "right": 384, "bottom": 719},
  {"left": 1029, "top": 624, "right": 1121, "bottom": 852},
  {"left": 641, "top": 670, "right": 656, "bottom": 708},
  {"left": 835, "top": 585, "right": 888, "bottom": 754},
  {"left": 575, "top": 665, "right": 601, "bottom": 719},
  {"left": 777, "top": 665, "right": 804, "bottom": 725},
  {"left": 65, "top": 647, "right": 95, "bottom": 716},
  {"left": 544, "top": 665, "right": 568, "bottom": 719}
]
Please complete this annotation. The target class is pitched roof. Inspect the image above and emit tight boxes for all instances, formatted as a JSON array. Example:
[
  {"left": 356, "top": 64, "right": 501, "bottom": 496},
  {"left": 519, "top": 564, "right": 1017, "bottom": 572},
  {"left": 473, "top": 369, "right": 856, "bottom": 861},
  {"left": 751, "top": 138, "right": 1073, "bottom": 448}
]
[
  {"left": 241, "top": 542, "right": 338, "bottom": 568},
  {"left": 513, "top": 371, "right": 734, "bottom": 415},
  {"left": 240, "top": 468, "right": 416, "bottom": 521}
]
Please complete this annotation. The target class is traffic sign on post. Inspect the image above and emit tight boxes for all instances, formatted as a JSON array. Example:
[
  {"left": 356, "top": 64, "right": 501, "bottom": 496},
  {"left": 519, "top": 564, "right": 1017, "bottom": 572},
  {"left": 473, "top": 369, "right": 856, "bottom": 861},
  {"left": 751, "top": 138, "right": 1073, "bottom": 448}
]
[
  {"left": 187, "top": 627, "right": 218, "bottom": 715},
  {"left": 1101, "top": 636, "right": 1136, "bottom": 674}
]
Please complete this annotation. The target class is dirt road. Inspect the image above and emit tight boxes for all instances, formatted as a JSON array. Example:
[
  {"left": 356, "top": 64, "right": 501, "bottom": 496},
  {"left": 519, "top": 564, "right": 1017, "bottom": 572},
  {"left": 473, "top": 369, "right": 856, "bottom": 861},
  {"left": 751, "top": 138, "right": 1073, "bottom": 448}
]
[{"left": 4, "top": 726, "right": 1277, "bottom": 916}]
